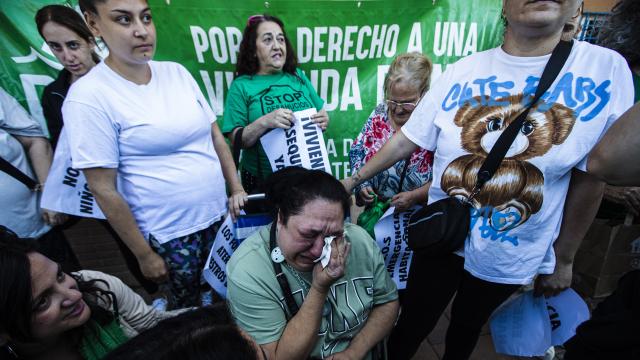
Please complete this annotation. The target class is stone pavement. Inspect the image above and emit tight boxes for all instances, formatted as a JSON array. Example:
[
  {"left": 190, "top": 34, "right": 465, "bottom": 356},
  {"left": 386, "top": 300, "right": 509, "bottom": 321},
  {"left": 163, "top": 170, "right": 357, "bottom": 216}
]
[
  {"left": 409, "top": 305, "right": 517, "bottom": 360},
  {"left": 65, "top": 218, "right": 538, "bottom": 360}
]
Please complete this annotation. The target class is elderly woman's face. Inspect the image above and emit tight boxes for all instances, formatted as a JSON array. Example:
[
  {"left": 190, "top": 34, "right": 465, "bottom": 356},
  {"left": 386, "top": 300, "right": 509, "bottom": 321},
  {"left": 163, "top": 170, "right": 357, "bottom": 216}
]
[
  {"left": 503, "top": 0, "right": 581, "bottom": 32},
  {"left": 255, "top": 21, "right": 286, "bottom": 75},
  {"left": 28, "top": 253, "right": 91, "bottom": 339},
  {"left": 276, "top": 199, "right": 345, "bottom": 272},
  {"left": 387, "top": 81, "right": 421, "bottom": 128}
]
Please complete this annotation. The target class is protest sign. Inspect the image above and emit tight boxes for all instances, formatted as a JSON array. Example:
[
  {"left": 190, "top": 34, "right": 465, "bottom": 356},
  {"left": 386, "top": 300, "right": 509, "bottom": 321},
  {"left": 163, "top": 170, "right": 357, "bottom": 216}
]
[
  {"left": 374, "top": 206, "right": 419, "bottom": 290},
  {"left": 260, "top": 108, "right": 332, "bottom": 174},
  {"left": 40, "top": 129, "right": 105, "bottom": 219},
  {"left": 203, "top": 212, "right": 271, "bottom": 297}
]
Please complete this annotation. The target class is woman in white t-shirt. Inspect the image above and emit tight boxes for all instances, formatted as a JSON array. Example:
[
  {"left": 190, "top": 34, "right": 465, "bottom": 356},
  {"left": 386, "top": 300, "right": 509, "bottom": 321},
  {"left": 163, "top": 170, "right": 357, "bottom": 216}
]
[
  {"left": 343, "top": 1, "right": 633, "bottom": 359},
  {"left": 63, "top": 0, "right": 247, "bottom": 307}
]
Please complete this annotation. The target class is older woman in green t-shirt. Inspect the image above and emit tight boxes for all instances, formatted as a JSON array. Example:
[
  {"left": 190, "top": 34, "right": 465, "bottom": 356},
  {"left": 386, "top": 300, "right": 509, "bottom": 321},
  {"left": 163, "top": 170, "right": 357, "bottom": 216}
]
[{"left": 222, "top": 14, "right": 329, "bottom": 194}]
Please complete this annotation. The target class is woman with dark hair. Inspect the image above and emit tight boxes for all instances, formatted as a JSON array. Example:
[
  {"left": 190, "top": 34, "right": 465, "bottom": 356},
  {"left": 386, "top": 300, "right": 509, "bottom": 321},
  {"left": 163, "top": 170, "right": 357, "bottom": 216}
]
[
  {"left": 227, "top": 167, "right": 399, "bottom": 360},
  {"left": 62, "top": 0, "right": 246, "bottom": 307},
  {"left": 222, "top": 14, "right": 329, "bottom": 194},
  {"left": 35, "top": 3, "right": 160, "bottom": 297},
  {"left": 36, "top": 4, "right": 100, "bottom": 149},
  {"left": 104, "top": 304, "right": 266, "bottom": 360},
  {"left": 0, "top": 226, "right": 179, "bottom": 360}
]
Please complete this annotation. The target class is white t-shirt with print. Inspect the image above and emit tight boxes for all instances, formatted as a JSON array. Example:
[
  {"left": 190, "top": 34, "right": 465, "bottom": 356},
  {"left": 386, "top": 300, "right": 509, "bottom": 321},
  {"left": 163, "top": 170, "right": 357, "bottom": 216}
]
[
  {"left": 63, "top": 61, "right": 227, "bottom": 243},
  {"left": 402, "top": 41, "right": 633, "bottom": 285}
]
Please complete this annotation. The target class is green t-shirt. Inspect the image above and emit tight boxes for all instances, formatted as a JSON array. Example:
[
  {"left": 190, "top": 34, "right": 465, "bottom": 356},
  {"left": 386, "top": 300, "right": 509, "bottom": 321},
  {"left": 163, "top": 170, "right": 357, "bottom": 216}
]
[
  {"left": 221, "top": 69, "right": 324, "bottom": 179},
  {"left": 227, "top": 223, "right": 398, "bottom": 359}
]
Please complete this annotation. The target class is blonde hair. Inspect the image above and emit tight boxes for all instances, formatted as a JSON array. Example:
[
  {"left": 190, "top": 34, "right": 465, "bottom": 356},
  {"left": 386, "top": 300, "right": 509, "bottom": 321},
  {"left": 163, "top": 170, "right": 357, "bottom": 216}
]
[{"left": 384, "top": 52, "right": 433, "bottom": 98}]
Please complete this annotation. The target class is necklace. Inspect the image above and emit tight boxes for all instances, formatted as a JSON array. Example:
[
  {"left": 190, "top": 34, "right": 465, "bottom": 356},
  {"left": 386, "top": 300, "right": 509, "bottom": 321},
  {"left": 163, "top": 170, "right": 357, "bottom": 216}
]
[
  {"left": 283, "top": 263, "right": 310, "bottom": 293},
  {"left": 283, "top": 263, "right": 331, "bottom": 316}
]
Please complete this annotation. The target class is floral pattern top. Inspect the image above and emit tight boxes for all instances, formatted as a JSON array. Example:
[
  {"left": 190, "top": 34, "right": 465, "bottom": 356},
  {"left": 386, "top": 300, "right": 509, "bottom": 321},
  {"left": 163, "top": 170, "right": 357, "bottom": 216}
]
[{"left": 349, "top": 102, "right": 433, "bottom": 202}]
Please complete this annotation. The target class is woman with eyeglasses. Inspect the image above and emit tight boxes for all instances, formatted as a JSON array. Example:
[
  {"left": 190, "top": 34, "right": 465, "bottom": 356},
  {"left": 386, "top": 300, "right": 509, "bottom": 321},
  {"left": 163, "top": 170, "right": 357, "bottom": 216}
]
[
  {"left": 222, "top": 14, "right": 329, "bottom": 195},
  {"left": 349, "top": 53, "right": 434, "bottom": 213}
]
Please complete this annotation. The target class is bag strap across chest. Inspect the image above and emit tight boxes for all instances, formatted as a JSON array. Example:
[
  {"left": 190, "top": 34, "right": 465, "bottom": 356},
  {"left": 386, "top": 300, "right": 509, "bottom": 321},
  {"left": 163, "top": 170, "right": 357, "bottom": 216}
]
[{"left": 472, "top": 40, "right": 573, "bottom": 199}]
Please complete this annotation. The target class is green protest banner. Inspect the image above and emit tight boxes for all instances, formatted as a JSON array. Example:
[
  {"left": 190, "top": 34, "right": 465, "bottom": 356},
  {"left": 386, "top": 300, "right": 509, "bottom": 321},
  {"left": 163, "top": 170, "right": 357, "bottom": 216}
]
[
  {"left": 0, "top": 0, "right": 75, "bottom": 136},
  {"left": 0, "top": 0, "right": 503, "bottom": 177}
]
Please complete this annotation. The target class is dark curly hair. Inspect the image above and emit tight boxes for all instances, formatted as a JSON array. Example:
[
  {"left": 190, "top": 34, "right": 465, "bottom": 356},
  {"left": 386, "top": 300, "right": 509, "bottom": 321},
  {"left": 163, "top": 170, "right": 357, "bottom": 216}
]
[
  {"left": 236, "top": 14, "right": 298, "bottom": 77},
  {"left": 0, "top": 226, "right": 118, "bottom": 357},
  {"left": 597, "top": 0, "right": 640, "bottom": 69}
]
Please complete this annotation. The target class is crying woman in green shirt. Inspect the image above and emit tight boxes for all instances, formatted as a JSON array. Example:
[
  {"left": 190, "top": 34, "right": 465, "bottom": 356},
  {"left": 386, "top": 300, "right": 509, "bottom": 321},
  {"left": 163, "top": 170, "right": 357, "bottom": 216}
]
[
  {"left": 227, "top": 168, "right": 399, "bottom": 360},
  {"left": 221, "top": 14, "right": 329, "bottom": 194}
]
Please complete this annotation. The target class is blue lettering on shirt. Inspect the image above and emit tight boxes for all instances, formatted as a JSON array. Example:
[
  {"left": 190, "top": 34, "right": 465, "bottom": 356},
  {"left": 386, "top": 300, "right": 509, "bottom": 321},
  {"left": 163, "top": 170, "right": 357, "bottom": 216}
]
[
  {"left": 441, "top": 73, "right": 611, "bottom": 121},
  {"left": 470, "top": 207, "right": 520, "bottom": 246}
]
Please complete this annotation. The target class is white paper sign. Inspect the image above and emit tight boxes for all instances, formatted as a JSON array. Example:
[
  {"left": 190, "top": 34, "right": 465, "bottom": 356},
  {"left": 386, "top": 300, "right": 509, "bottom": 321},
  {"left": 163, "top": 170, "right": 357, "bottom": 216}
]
[
  {"left": 40, "top": 129, "right": 105, "bottom": 219},
  {"left": 203, "top": 213, "right": 271, "bottom": 298},
  {"left": 373, "top": 206, "right": 419, "bottom": 290},
  {"left": 260, "top": 108, "right": 332, "bottom": 174}
]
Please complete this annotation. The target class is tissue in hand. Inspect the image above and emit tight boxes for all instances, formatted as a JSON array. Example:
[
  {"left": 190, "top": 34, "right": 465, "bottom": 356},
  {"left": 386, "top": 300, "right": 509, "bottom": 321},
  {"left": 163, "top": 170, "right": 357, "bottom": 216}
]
[{"left": 313, "top": 236, "right": 335, "bottom": 268}]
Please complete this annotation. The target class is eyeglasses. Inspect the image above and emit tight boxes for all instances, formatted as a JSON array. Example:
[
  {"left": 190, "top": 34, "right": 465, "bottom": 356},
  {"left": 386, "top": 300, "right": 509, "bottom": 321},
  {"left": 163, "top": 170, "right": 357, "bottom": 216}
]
[
  {"left": 386, "top": 99, "right": 419, "bottom": 112},
  {"left": 247, "top": 14, "right": 264, "bottom": 26}
]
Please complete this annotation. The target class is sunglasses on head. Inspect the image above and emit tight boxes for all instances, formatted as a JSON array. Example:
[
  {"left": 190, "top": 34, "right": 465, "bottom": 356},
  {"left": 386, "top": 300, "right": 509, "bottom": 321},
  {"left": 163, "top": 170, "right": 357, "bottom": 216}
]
[{"left": 247, "top": 14, "right": 264, "bottom": 26}]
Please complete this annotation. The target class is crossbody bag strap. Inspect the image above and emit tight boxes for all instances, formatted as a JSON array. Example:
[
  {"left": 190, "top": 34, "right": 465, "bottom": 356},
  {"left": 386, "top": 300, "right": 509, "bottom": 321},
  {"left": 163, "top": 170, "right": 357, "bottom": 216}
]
[
  {"left": 474, "top": 40, "right": 573, "bottom": 193},
  {"left": 0, "top": 155, "right": 38, "bottom": 190},
  {"left": 270, "top": 224, "right": 300, "bottom": 320}
]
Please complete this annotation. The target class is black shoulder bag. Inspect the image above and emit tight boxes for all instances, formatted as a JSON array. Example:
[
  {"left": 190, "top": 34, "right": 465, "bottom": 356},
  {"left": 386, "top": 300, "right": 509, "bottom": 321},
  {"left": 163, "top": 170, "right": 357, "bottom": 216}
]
[{"left": 407, "top": 40, "right": 573, "bottom": 256}]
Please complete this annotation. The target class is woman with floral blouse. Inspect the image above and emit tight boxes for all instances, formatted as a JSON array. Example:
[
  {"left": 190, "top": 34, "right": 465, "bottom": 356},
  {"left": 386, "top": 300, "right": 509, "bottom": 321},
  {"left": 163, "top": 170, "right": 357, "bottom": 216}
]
[{"left": 349, "top": 52, "right": 434, "bottom": 213}]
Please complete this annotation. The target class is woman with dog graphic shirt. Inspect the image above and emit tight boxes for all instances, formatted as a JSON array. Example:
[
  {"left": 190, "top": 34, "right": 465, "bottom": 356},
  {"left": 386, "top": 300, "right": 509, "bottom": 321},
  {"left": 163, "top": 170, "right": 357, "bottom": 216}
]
[
  {"left": 342, "top": 1, "right": 633, "bottom": 359},
  {"left": 222, "top": 15, "right": 327, "bottom": 194}
]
